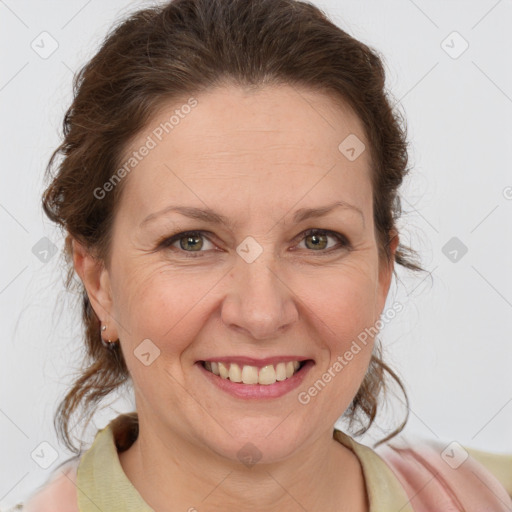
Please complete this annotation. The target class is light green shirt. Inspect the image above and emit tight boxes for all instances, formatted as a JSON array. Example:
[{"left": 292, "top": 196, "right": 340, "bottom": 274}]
[{"left": 74, "top": 421, "right": 418, "bottom": 511}]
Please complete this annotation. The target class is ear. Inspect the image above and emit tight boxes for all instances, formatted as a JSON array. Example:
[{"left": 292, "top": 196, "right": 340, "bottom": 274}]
[
  {"left": 376, "top": 229, "right": 399, "bottom": 315},
  {"left": 72, "top": 238, "right": 118, "bottom": 341}
]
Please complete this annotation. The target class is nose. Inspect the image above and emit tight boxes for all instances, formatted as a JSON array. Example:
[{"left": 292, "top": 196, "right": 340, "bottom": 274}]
[{"left": 220, "top": 254, "right": 299, "bottom": 341}]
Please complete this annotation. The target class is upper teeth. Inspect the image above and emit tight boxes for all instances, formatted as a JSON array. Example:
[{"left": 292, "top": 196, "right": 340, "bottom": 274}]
[{"left": 204, "top": 361, "right": 301, "bottom": 385}]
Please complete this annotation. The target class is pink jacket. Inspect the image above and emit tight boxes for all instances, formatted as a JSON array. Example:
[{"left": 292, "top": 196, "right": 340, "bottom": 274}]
[{"left": 375, "top": 436, "right": 512, "bottom": 511}]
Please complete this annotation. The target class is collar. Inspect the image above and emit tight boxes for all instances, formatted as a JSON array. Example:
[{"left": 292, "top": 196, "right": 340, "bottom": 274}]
[{"left": 77, "top": 414, "right": 413, "bottom": 512}]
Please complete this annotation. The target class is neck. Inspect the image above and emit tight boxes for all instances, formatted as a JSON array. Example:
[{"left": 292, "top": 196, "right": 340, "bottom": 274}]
[{"left": 118, "top": 418, "right": 369, "bottom": 512}]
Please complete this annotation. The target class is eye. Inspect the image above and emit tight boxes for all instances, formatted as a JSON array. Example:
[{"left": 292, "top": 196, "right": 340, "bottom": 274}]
[
  {"left": 294, "top": 228, "right": 350, "bottom": 253},
  {"left": 158, "top": 230, "right": 216, "bottom": 256}
]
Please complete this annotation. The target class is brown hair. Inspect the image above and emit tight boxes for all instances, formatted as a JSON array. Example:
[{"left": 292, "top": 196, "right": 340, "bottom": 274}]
[{"left": 42, "top": 0, "right": 424, "bottom": 454}]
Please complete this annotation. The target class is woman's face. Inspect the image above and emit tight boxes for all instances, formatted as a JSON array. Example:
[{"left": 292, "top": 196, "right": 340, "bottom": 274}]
[{"left": 84, "top": 84, "right": 396, "bottom": 463}]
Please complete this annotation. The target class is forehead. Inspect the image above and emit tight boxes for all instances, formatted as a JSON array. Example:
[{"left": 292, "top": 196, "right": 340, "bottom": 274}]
[{"left": 116, "top": 84, "right": 372, "bottom": 223}]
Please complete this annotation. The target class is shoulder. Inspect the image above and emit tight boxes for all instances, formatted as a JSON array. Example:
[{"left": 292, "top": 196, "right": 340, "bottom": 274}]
[
  {"left": 19, "top": 457, "right": 81, "bottom": 512},
  {"left": 375, "top": 432, "right": 512, "bottom": 510},
  {"left": 463, "top": 444, "right": 512, "bottom": 496},
  {"left": 5, "top": 414, "right": 139, "bottom": 512}
]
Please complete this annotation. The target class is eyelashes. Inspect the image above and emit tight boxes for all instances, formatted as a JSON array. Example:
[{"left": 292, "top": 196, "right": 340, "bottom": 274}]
[{"left": 156, "top": 228, "right": 351, "bottom": 258}]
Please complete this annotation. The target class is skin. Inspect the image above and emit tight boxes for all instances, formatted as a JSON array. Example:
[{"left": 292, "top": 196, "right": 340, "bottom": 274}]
[{"left": 74, "top": 84, "right": 398, "bottom": 512}]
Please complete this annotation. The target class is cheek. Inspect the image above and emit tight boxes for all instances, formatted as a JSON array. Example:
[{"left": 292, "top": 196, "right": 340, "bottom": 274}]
[
  {"left": 110, "top": 266, "right": 207, "bottom": 401},
  {"left": 292, "top": 265, "right": 378, "bottom": 377},
  {"left": 294, "top": 259, "right": 379, "bottom": 334},
  {"left": 111, "top": 261, "right": 222, "bottom": 350},
  {"left": 291, "top": 268, "right": 379, "bottom": 419}
]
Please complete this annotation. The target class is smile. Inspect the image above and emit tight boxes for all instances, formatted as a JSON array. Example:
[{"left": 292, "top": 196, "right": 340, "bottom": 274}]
[{"left": 197, "top": 359, "right": 315, "bottom": 400}]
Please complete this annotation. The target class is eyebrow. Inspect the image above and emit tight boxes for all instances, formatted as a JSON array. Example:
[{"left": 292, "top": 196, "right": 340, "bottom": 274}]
[
  {"left": 292, "top": 201, "right": 365, "bottom": 227},
  {"left": 140, "top": 200, "right": 365, "bottom": 228}
]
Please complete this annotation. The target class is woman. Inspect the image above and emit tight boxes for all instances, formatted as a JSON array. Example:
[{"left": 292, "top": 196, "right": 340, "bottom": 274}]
[{"left": 10, "top": 0, "right": 511, "bottom": 510}]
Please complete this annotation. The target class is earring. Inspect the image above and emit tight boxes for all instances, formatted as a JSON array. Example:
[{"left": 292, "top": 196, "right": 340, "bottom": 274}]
[{"left": 101, "top": 323, "right": 118, "bottom": 349}]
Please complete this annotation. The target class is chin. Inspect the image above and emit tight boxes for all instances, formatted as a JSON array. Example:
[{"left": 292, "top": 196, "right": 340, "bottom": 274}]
[{"left": 198, "top": 418, "right": 311, "bottom": 466}]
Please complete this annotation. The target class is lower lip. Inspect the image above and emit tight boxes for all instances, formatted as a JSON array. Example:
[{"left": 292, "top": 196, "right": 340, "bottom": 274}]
[{"left": 196, "top": 360, "right": 315, "bottom": 399}]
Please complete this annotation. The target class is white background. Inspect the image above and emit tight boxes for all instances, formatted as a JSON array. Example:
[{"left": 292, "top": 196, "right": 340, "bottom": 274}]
[{"left": 1, "top": 0, "right": 511, "bottom": 507}]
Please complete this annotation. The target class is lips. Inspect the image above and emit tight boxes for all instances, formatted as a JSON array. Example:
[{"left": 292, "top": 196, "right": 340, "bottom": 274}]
[{"left": 197, "top": 359, "right": 315, "bottom": 399}]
